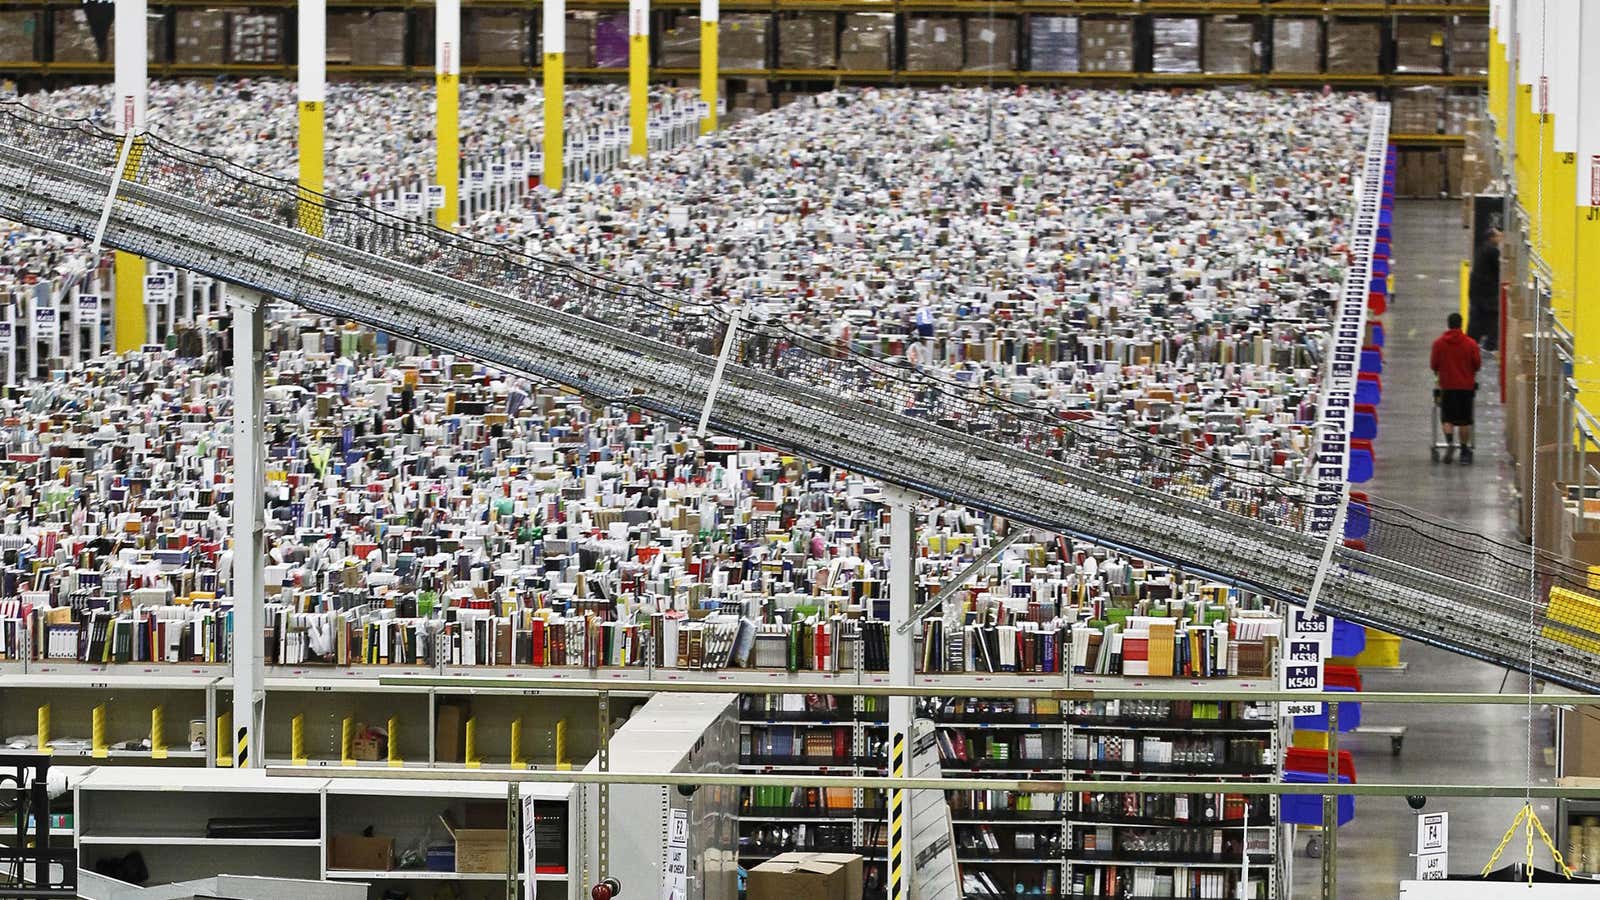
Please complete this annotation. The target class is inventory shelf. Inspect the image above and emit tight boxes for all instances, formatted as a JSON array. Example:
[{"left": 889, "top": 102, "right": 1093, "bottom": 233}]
[{"left": 1, "top": 0, "right": 1487, "bottom": 10}]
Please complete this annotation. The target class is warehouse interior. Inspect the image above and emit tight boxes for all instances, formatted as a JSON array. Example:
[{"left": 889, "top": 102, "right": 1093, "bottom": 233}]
[{"left": 1, "top": 2, "right": 1598, "bottom": 899}]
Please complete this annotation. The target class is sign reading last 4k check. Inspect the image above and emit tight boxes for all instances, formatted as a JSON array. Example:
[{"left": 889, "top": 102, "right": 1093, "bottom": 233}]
[
  {"left": 1280, "top": 608, "right": 1333, "bottom": 717},
  {"left": 1415, "top": 811, "right": 1448, "bottom": 879}
]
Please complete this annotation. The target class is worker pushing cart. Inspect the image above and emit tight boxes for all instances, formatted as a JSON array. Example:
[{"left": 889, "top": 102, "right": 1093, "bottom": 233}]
[{"left": 1430, "top": 312, "right": 1482, "bottom": 465}]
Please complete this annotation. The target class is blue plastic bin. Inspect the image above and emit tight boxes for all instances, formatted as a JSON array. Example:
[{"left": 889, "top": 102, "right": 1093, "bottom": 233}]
[
  {"left": 1294, "top": 688, "right": 1362, "bottom": 733},
  {"left": 1281, "top": 771, "right": 1355, "bottom": 826}
]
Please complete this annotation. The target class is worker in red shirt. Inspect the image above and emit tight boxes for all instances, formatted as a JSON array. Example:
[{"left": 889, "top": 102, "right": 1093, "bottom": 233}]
[{"left": 1431, "top": 312, "right": 1483, "bottom": 464}]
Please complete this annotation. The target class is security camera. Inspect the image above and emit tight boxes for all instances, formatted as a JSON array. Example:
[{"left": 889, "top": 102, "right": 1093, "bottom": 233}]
[{"left": 1407, "top": 795, "right": 1427, "bottom": 811}]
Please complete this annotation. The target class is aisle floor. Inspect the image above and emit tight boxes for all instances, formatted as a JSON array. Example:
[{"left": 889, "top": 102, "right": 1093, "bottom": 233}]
[{"left": 1287, "top": 200, "right": 1556, "bottom": 897}]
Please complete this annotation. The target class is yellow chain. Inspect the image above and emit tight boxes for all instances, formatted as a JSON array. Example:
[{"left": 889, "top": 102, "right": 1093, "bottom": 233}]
[
  {"left": 1481, "top": 803, "right": 1575, "bottom": 881},
  {"left": 1527, "top": 809, "right": 1536, "bottom": 885},
  {"left": 1530, "top": 806, "right": 1576, "bottom": 879},
  {"left": 1482, "top": 805, "right": 1528, "bottom": 876}
]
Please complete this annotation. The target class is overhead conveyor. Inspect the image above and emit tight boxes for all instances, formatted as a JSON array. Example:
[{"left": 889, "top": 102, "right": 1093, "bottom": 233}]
[{"left": 1, "top": 103, "right": 1598, "bottom": 691}]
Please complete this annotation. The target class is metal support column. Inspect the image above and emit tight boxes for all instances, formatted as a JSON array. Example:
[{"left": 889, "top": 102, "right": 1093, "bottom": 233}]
[
  {"left": 111, "top": 0, "right": 146, "bottom": 353},
  {"left": 230, "top": 287, "right": 266, "bottom": 767},
  {"left": 597, "top": 689, "right": 612, "bottom": 882},
  {"left": 435, "top": 0, "right": 461, "bottom": 230},
  {"left": 1321, "top": 700, "right": 1339, "bottom": 899},
  {"left": 628, "top": 0, "right": 649, "bottom": 158},
  {"left": 297, "top": 0, "right": 325, "bottom": 236},
  {"left": 699, "top": 0, "right": 718, "bottom": 133},
  {"left": 883, "top": 484, "right": 917, "bottom": 900},
  {"left": 542, "top": 0, "right": 565, "bottom": 192}
]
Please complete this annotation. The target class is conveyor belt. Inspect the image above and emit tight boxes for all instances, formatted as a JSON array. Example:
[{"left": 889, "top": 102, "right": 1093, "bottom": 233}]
[{"left": 1, "top": 105, "right": 1598, "bottom": 691}]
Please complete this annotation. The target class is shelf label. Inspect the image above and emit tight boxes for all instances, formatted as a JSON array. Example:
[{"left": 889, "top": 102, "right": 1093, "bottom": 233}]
[
  {"left": 427, "top": 185, "right": 446, "bottom": 209},
  {"left": 1280, "top": 609, "right": 1332, "bottom": 717},
  {"left": 1416, "top": 811, "right": 1448, "bottom": 879},
  {"left": 662, "top": 806, "right": 689, "bottom": 900},
  {"left": 521, "top": 791, "right": 540, "bottom": 900}
]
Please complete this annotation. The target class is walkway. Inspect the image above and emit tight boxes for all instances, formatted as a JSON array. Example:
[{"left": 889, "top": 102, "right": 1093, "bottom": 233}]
[{"left": 1289, "top": 199, "right": 1556, "bottom": 896}]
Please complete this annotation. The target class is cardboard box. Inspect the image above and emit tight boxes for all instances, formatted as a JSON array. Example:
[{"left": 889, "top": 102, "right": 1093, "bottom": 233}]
[
  {"left": 561, "top": 13, "right": 595, "bottom": 67},
  {"left": 229, "top": 11, "right": 283, "bottom": 64},
  {"left": 1079, "top": 18, "right": 1132, "bottom": 72},
  {"left": 1450, "top": 20, "right": 1489, "bottom": 75},
  {"left": 53, "top": 10, "right": 107, "bottom": 63},
  {"left": 436, "top": 698, "right": 469, "bottom": 763},
  {"left": 174, "top": 9, "right": 227, "bottom": 66},
  {"left": 352, "top": 12, "right": 406, "bottom": 67},
  {"left": 466, "top": 10, "right": 528, "bottom": 67},
  {"left": 328, "top": 834, "right": 394, "bottom": 871},
  {"left": 839, "top": 13, "right": 893, "bottom": 70},
  {"left": 454, "top": 828, "right": 509, "bottom": 873},
  {"left": 1203, "top": 17, "right": 1257, "bottom": 74},
  {"left": 658, "top": 15, "right": 700, "bottom": 69},
  {"left": 963, "top": 18, "right": 1016, "bottom": 72},
  {"left": 779, "top": 15, "right": 838, "bottom": 70},
  {"left": 1271, "top": 18, "right": 1320, "bottom": 74},
  {"left": 721, "top": 14, "right": 769, "bottom": 70},
  {"left": 1327, "top": 20, "right": 1380, "bottom": 74},
  {"left": 905, "top": 17, "right": 962, "bottom": 71},
  {"left": 1028, "top": 16, "right": 1078, "bottom": 72},
  {"left": 0, "top": 11, "right": 36, "bottom": 63},
  {"left": 1151, "top": 17, "right": 1200, "bottom": 74},
  {"left": 748, "top": 852, "right": 863, "bottom": 900},
  {"left": 1394, "top": 19, "right": 1446, "bottom": 74}
]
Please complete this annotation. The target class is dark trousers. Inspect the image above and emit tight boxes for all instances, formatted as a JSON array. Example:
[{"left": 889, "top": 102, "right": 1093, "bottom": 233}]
[{"left": 1468, "top": 300, "right": 1499, "bottom": 349}]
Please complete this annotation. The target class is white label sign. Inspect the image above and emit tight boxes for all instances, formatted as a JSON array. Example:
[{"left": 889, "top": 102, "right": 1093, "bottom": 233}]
[
  {"left": 427, "top": 185, "right": 446, "bottom": 209},
  {"left": 1415, "top": 812, "right": 1448, "bottom": 879},
  {"left": 377, "top": 196, "right": 399, "bottom": 214},
  {"left": 77, "top": 293, "right": 101, "bottom": 322},
  {"left": 143, "top": 274, "right": 175, "bottom": 302},
  {"left": 662, "top": 806, "right": 689, "bottom": 900},
  {"left": 491, "top": 164, "right": 509, "bottom": 184},
  {"left": 34, "top": 306, "right": 58, "bottom": 339},
  {"left": 402, "top": 191, "right": 423, "bottom": 215},
  {"left": 520, "top": 793, "right": 538, "bottom": 900},
  {"left": 0, "top": 322, "right": 14, "bottom": 352},
  {"left": 1280, "top": 608, "right": 1332, "bottom": 717}
]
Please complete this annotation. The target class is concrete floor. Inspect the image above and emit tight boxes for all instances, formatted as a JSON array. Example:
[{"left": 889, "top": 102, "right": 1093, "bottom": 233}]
[{"left": 1287, "top": 199, "right": 1558, "bottom": 897}]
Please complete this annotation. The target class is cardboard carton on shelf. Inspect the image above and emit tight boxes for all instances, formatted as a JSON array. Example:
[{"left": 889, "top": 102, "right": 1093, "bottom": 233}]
[
  {"left": 658, "top": 15, "right": 700, "bottom": 69},
  {"left": 1449, "top": 20, "right": 1489, "bottom": 76},
  {"left": 228, "top": 11, "right": 283, "bottom": 65},
  {"left": 1078, "top": 18, "right": 1132, "bottom": 73},
  {"left": 1151, "top": 17, "right": 1200, "bottom": 74},
  {"left": 778, "top": 14, "right": 837, "bottom": 70},
  {"left": 905, "top": 16, "right": 962, "bottom": 72},
  {"left": 1028, "top": 16, "right": 1078, "bottom": 72},
  {"left": 1326, "top": 19, "right": 1381, "bottom": 74},
  {"left": 1203, "top": 17, "right": 1258, "bottom": 74},
  {"left": 561, "top": 13, "right": 596, "bottom": 68},
  {"left": 963, "top": 17, "right": 1016, "bottom": 72},
  {"left": 53, "top": 10, "right": 106, "bottom": 64},
  {"left": 328, "top": 834, "right": 395, "bottom": 872},
  {"left": 326, "top": 11, "right": 360, "bottom": 64},
  {"left": 1271, "top": 18, "right": 1320, "bottom": 74},
  {"left": 839, "top": 13, "right": 893, "bottom": 70},
  {"left": 466, "top": 10, "right": 529, "bottom": 68},
  {"left": 174, "top": 9, "right": 227, "bottom": 66},
  {"left": 721, "top": 14, "right": 770, "bottom": 71},
  {"left": 1393, "top": 19, "right": 1447, "bottom": 74},
  {"left": 351, "top": 12, "right": 406, "bottom": 68},
  {"left": 747, "top": 852, "right": 864, "bottom": 900},
  {"left": 1392, "top": 85, "right": 1444, "bottom": 134}
]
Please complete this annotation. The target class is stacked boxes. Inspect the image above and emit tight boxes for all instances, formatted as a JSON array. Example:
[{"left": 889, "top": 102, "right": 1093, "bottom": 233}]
[
  {"left": 905, "top": 16, "right": 962, "bottom": 71},
  {"left": 175, "top": 9, "right": 228, "bottom": 66},
  {"left": 1327, "top": 20, "right": 1381, "bottom": 74},
  {"left": 1393, "top": 19, "right": 1447, "bottom": 74},
  {"left": 1203, "top": 17, "right": 1258, "bottom": 74},
  {"left": 0, "top": 10, "right": 35, "bottom": 63},
  {"left": 326, "top": 11, "right": 360, "bottom": 64},
  {"left": 1270, "top": 18, "right": 1320, "bottom": 74},
  {"left": 778, "top": 15, "right": 838, "bottom": 70},
  {"left": 1444, "top": 92, "right": 1478, "bottom": 136},
  {"left": 1079, "top": 18, "right": 1132, "bottom": 73},
  {"left": 465, "top": 11, "right": 528, "bottom": 67},
  {"left": 839, "top": 13, "right": 893, "bottom": 71},
  {"left": 963, "top": 18, "right": 1016, "bottom": 72},
  {"left": 1450, "top": 19, "right": 1489, "bottom": 75},
  {"left": 1028, "top": 16, "right": 1078, "bottom": 72},
  {"left": 1392, "top": 86, "right": 1444, "bottom": 134},
  {"left": 721, "top": 14, "right": 770, "bottom": 70},
  {"left": 229, "top": 11, "right": 283, "bottom": 65},
  {"left": 352, "top": 12, "right": 406, "bottom": 68},
  {"left": 1151, "top": 17, "right": 1200, "bottom": 74},
  {"left": 562, "top": 13, "right": 596, "bottom": 68},
  {"left": 658, "top": 15, "right": 700, "bottom": 69},
  {"left": 594, "top": 15, "right": 628, "bottom": 68},
  {"left": 52, "top": 10, "right": 106, "bottom": 63}
]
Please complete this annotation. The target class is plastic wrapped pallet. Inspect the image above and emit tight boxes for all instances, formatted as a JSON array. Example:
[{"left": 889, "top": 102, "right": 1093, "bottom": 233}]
[
  {"left": 1393, "top": 19, "right": 1446, "bottom": 74},
  {"left": 840, "top": 13, "right": 893, "bottom": 71},
  {"left": 352, "top": 12, "right": 406, "bottom": 68},
  {"left": 1444, "top": 92, "right": 1478, "bottom": 136},
  {"left": 1271, "top": 18, "right": 1320, "bottom": 73},
  {"left": 720, "top": 14, "right": 769, "bottom": 70},
  {"left": 594, "top": 14, "right": 628, "bottom": 68},
  {"left": 1203, "top": 17, "right": 1257, "bottom": 74},
  {"left": 1028, "top": 16, "right": 1077, "bottom": 72},
  {"left": 326, "top": 11, "right": 360, "bottom": 64},
  {"left": 561, "top": 13, "right": 596, "bottom": 68},
  {"left": 175, "top": 9, "right": 227, "bottom": 66},
  {"left": 53, "top": 9, "right": 107, "bottom": 63},
  {"left": 0, "top": 11, "right": 36, "bottom": 64},
  {"left": 658, "top": 15, "right": 700, "bottom": 69},
  {"left": 778, "top": 15, "right": 838, "bottom": 70},
  {"left": 1450, "top": 20, "right": 1489, "bottom": 76},
  {"left": 1078, "top": 18, "right": 1132, "bottom": 73},
  {"left": 1326, "top": 20, "right": 1380, "bottom": 74},
  {"left": 1151, "top": 17, "right": 1200, "bottom": 74},
  {"left": 963, "top": 18, "right": 1016, "bottom": 72},
  {"left": 146, "top": 11, "right": 168, "bottom": 64},
  {"left": 1392, "top": 85, "right": 1444, "bottom": 134},
  {"left": 905, "top": 17, "right": 962, "bottom": 72},
  {"left": 229, "top": 11, "right": 283, "bottom": 64},
  {"left": 466, "top": 11, "right": 528, "bottom": 67}
]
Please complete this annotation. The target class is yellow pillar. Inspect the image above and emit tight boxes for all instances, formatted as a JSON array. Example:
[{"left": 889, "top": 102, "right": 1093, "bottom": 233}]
[
  {"left": 436, "top": 0, "right": 461, "bottom": 230},
  {"left": 298, "top": 0, "right": 325, "bottom": 237},
  {"left": 543, "top": 0, "right": 565, "bottom": 191},
  {"left": 1574, "top": 6, "right": 1600, "bottom": 410},
  {"left": 112, "top": 0, "right": 146, "bottom": 352},
  {"left": 699, "top": 0, "right": 718, "bottom": 134},
  {"left": 629, "top": 0, "right": 649, "bottom": 158}
]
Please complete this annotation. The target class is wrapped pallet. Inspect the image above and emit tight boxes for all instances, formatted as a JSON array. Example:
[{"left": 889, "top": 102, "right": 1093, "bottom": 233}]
[
  {"left": 229, "top": 11, "right": 283, "bottom": 64},
  {"left": 1450, "top": 20, "right": 1489, "bottom": 76},
  {"left": 175, "top": 9, "right": 228, "bottom": 66},
  {"left": 0, "top": 11, "right": 37, "bottom": 64},
  {"left": 1203, "top": 17, "right": 1257, "bottom": 74},
  {"left": 595, "top": 14, "right": 627, "bottom": 68},
  {"left": 905, "top": 17, "right": 962, "bottom": 72},
  {"left": 721, "top": 14, "right": 769, "bottom": 70},
  {"left": 1444, "top": 92, "right": 1478, "bottom": 136},
  {"left": 1392, "top": 85, "right": 1444, "bottom": 135},
  {"left": 840, "top": 13, "right": 893, "bottom": 71},
  {"left": 351, "top": 12, "right": 406, "bottom": 67},
  {"left": 326, "top": 11, "right": 361, "bottom": 64},
  {"left": 1271, "top": 18, "right": 1320, "bottom": 74},
  {"left": 779, "top": 14, "right": 838, "bottom": 70},
  {"left": 1028, "top": 16, "right": 1078, "bottom": 72},
  {"left": 1151, "top": 17, "right": 1200, "bottom": 74},
  {"left": 1078, "top": 18, "right": 1132, "bottom": 73},
  {"left": 1326, "top": 20, "right": 1380, "bottom": 74},
  {"left": 147, "top": 11, "right": 168, "bottom": 64},
  {"left": 658, "top": 15, "right": 699, "bottom": 69},
  {"left": 563, "top": 12, "right": 596, "bottom": 68},
  {"left": 53, "top": 9, "right": 107, "bottom": 63},
  {"left": 963, "top": 18, "right": 1016, "bottom": 72},
  {"left": 1393, "top": 19, "right": 1446, "bottom": 74},
  {"left": 466, "top": 11, "right": 528, "bottom": 67}
]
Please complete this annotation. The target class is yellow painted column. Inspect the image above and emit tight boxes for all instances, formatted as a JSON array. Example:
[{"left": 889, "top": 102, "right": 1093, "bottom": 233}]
[
  {"left": 543, "top": 0, "right": 565, "bottom": 191},
  {"left": 629, "top": 0, "right": 649, "bottom": 158},
  {"left": 298, "top": 0, "right": 325, "bottom": 237},
  {"left": 112, "top": 0, "right": 146, "bottom": 353},
  {"left": 436, "top": 0, "right": 461, "bottom": 230},
  {"left": 699, "top": 0, "right": 718, "bottom": 134},
  {"left": 1574, "top": 5, "right": 1600, "bottom": 408},
  {"left": 1543, "top": 0, "right": 1580, "bottom": 329}
]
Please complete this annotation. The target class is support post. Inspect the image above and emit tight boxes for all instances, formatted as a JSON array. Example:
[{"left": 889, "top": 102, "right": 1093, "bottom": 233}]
[
  {"left": 298, "top": 0, "right": 326, "bottom": 236},
  {"left": 699, "top": 0, "right": 718, "bottom": 134},
  {"left": 1321, "top": 700, "right": 1339, "bottom": 900},
  {"left": 883, "top": 484, "right": 917, "bottom": 900},
  {"left": 543, "top": 0, "right": 565, "bottom": 191},
  {"left": 436, "top": 0, "right": 461, "bottom": 230},
  {"left": 230, "top": 287, "right": 266, "bottom": 768},
  {"left": 628, "top": 0, "right": 649, "bottom": 158},
  {"left": 1574, "top": 4, "right": 1600, "bottom": 409},
  {"left": 112, "top": 0, "right": 146, "bottom": 353}
]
